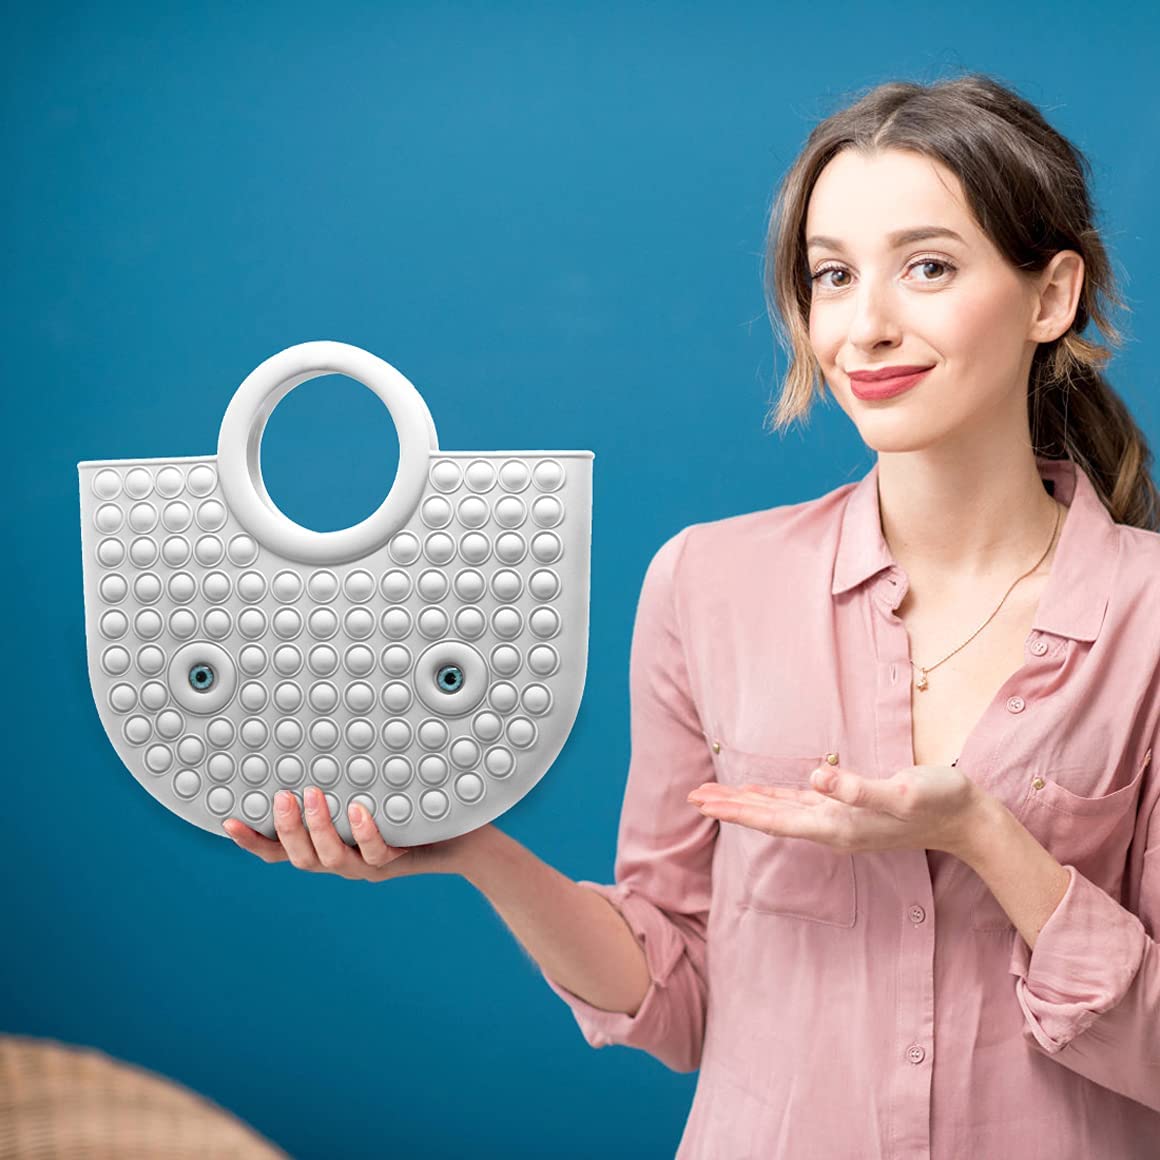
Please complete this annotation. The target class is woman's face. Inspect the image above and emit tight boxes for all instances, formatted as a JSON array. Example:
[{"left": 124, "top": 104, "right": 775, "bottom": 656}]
[{"left": 804, "top": 147, "right": 1042, "bottom": 453}]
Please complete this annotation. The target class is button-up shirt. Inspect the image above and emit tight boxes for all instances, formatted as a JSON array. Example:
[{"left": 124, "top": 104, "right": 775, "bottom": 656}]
[{"left": 540, "top": 454, "right": 1160, "bottom": 1158}]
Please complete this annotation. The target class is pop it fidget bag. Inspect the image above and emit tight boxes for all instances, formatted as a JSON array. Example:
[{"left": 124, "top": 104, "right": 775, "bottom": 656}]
[{"left": 79, "top": 341, "right": 593, "bottom": 847}]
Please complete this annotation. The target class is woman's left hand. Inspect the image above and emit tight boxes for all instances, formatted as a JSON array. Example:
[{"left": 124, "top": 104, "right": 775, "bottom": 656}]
[{"left": 687, "top": 763, "right": 984, "bottom": 858}]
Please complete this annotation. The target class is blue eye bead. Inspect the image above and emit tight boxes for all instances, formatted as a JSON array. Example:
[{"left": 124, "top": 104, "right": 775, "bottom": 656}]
[
  {"left": 436, "top": 664, "right": 464, "bottom": 694},
  {"left": 188, "top": 663, "right": 215, "bottom": 692}
]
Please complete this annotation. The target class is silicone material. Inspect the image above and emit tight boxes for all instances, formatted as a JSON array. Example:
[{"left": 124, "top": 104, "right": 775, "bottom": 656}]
[{"left": 79, "top": 341, "right": 593, "bottom": 847}]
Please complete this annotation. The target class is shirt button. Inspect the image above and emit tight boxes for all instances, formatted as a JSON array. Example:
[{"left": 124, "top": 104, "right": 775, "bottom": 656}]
[
  {"left": 824, "top": 752, "right": 839, "bottom": 766},
  {"left": 1006, "top": 696, "right": 1025, "bottom": 713},
  {"left": 908, "top": 905, "right": 926, "bottom": 924},
  {"left": 906, "top": 1044, "right": 926, "bottom": 1065},
  {"left": 711, "top": 740, "right": 720, "bottom": 754},
  {"left": 1032, "top": 776, "right": 1046, "bottom": 791},
  {"left": 1030, "top": 639, "right": 1048, "bottom": 656}
]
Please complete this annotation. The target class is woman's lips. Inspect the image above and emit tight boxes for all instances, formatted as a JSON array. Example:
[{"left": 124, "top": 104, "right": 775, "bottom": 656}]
[{"left": 849, "top": 367, "right": 932, "bottom": 400}]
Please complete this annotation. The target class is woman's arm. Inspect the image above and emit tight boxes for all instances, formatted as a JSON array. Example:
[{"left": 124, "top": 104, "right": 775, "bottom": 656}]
[{"left": 458, "top": 824, "right": 652, "bottom": 1016}]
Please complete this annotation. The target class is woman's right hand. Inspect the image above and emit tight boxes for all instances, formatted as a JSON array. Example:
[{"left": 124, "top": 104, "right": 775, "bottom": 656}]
[{"left": 223, "top": 785, "right": 485, "bottom": 882}]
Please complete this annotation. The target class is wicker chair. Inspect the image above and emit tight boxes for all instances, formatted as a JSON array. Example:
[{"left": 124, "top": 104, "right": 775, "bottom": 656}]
[{"left": 0, "top": 1034, "right": 289, "bottom": 1158}]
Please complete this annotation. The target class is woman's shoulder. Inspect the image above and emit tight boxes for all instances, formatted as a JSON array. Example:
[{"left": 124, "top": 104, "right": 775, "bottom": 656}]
[
  {"left": 650, "top": 483, "right": 855, "bottom": 607},
  {"left": 678, "top": 479, "right": 857, "bottom": 559},
  {"left": 1115, "top": 521, "right": 1160, "bottom": 582},
  {"left": 1117, "top": 519, "right": 1160, "bottom": 551}
]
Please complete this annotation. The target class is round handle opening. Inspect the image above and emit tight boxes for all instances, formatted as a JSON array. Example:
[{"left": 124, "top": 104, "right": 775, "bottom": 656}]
[{"left": 216, "top": 341, "right": 439, "bottom": 565}]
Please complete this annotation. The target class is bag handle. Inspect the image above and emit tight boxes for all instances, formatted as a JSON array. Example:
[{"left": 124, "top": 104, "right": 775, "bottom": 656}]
[{"left": 216, "top": 340, "right": 438, "bottom": 565}]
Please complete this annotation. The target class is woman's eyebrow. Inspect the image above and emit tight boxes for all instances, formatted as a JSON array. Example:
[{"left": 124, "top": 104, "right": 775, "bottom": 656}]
[{"left": 805, "top": 226, "right": 968, "bottom": 253}]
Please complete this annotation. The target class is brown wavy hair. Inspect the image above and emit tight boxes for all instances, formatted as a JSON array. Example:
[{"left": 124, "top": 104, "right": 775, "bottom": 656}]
[{"left": 761, "top": 71, "right": 1159, "bottom": 532}]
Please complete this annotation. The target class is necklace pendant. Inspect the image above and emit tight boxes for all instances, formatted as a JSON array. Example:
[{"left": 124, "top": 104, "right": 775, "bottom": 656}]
[{"left": 915, "top": 669, "right": 929, "bottom": 692}]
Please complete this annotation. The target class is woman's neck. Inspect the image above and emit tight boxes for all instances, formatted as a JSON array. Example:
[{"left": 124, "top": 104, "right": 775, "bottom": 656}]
[{"left": 875, "top": 450, "right": 1067, "bottom": 594}]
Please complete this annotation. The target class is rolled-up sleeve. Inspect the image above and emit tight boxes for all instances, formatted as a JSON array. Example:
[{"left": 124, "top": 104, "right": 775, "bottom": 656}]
[
  {"left": 539, "top": 525, "right": 717, "bottom": 1073},
  {"left": 1007, "top": 745, "right": 1160, "bottom": 1111}
]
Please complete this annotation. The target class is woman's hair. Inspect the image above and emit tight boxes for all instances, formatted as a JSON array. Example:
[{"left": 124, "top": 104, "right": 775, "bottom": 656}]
[{"left": 762, "top": 71, "right": 1159, "bottom": 532}]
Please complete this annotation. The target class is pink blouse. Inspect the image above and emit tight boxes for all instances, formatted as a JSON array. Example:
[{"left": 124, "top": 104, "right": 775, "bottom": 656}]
[{"left": 540, "top": 454, "right": 1160, "bottom": 1158}]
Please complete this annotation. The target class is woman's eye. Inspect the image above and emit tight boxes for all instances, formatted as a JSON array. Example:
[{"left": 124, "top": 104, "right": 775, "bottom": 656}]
[
  {"left": 810, "top": 257, "right": 956, "bottom": 290},
  {"left": 811, "top": 265, "right": 850, "bottom": 289},
  {"left": 909, "top": 258, "right": 954, "bottom": 281}
]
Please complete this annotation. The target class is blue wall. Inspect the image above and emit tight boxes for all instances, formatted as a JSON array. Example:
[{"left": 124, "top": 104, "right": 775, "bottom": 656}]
[{"left": 4, "top": 3, "right": 1157, "bottom": 1156}]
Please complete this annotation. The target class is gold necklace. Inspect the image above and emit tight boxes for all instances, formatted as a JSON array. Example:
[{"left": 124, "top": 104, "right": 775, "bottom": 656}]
[{"left": 910, "top": 500, "right": 1063, "bottom": 692}]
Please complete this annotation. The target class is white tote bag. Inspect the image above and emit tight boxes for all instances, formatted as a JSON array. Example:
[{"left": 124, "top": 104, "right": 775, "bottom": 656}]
[{"left": 79, "top": 341, "right": 593, "bottom": 846}]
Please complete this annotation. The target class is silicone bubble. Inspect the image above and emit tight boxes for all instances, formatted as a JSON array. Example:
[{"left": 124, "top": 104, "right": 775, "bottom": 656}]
[{"left": 79, "top": 341, "right": 593, "bottom": 846}]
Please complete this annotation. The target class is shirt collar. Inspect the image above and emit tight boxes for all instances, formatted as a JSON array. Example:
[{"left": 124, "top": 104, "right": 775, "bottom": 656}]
[{"left": 831, "top": 454, "right": 1120, "bottom": 642}]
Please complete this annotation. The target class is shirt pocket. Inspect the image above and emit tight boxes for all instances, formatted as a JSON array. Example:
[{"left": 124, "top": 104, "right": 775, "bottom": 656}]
[
  {"left": 715, "top": 748, "right": 857, "bottom": 928},
  {"left": 972, "top": 746, "right": 1151, "bottom": 932}
]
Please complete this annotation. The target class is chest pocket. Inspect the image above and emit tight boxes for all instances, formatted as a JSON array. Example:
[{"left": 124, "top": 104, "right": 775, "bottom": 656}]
[
  {"left": 715, "top": 748, "right": 857, "bottom": 927},
  {"left": 972, "top": 747, "right": 1151, "bottom": 932}
]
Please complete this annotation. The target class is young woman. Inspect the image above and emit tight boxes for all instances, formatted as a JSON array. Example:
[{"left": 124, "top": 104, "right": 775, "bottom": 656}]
[{"left": 225, "top": 73, "right": 1160, "bottom": 1157}]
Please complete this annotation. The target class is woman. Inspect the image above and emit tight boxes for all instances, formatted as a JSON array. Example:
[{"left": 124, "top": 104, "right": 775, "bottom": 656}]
[{"left": 226, "top": 73, "right": 1160, "bottom": 1157}]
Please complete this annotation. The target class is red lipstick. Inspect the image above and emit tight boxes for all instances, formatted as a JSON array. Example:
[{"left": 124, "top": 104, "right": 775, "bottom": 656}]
[{"left": 847, "top": 365, "right": 933, "bottom": 400}]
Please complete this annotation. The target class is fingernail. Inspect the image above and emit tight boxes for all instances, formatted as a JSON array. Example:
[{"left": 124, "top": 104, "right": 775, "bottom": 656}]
[
  {"left": 349, "top": 804, "right": 364, "bottom": 826},
  {"left": 276, "top": 791, "right": 293, "bottom": 813},
  {"left": 305, "top": 787, "right": 320, "bottom": 811}
]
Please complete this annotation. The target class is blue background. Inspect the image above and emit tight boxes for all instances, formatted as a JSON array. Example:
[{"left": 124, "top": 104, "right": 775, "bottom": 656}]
[{"left": 4, "top": 3, "right": 1158, "bottom": 1157}]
